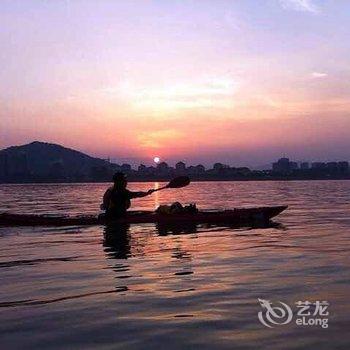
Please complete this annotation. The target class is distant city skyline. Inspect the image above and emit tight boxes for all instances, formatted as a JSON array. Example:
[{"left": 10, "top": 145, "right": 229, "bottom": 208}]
[
  {"left": 1, "top": 1, "right": 350, "bottom": 165},
  {"left": 106, "top": 154, "right": 350, "bottom": 170},
  {"left": 1, "top": 140, "right": 349, "bottom": 171},
  {"left": 1, "top": 141, "right": 349, "bottom": 183}
]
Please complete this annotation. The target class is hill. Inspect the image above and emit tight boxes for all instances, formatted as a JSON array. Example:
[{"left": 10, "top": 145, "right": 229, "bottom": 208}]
[{"left": 0, "top": 141, "right": 114, "bottom": 182}]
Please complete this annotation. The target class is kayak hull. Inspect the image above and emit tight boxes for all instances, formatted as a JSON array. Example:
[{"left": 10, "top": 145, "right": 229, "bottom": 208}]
[{"left": 0, "top": 206, "right": 287, "bottom": 227}]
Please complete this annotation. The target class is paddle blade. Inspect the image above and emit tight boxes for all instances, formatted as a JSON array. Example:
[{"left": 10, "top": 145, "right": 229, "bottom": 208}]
[{"left": 166, "top": 176, "right": 190, "bottom": 188}]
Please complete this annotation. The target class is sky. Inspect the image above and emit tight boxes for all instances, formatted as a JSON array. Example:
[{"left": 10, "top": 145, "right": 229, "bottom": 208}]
[{"left": 1, "top": 0, "right": 350, "bottom": 167}]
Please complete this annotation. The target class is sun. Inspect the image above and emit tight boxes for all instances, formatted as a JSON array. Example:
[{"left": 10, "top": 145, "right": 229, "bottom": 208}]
[{"left": 153, "top": 156, "right": 160, "bottom": 164}]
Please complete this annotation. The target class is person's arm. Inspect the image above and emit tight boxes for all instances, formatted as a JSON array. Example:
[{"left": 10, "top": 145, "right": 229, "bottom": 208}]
[
  {"left": 100, "top": 187, "right": 112, "bottom": 210},
  {"left": 128, "top": 189, "right": 155, "bottom": 198}
]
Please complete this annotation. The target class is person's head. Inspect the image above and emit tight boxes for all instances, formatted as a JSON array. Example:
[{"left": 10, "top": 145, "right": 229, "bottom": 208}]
[{"left": 112, "top": 172, "right": 127, "bottom": 190}]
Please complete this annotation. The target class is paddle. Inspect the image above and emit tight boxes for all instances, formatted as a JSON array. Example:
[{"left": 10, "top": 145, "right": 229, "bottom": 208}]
[{"left": 151, "top": 176, "right": 190, "bottom": 193}]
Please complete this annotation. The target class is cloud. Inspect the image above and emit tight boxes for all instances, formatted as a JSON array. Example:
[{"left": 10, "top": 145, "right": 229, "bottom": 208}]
[
  {"left": 137, "top": 129, "right": 185, "bottom": 149},
  {"left": 103, "top": 77, "right": 239, "bottom": 111},
  {"left": 279, "top": 0, "right": 319, "bottom": 13},
  {"left": 311, "top": 72, "right": 328, "bottom": 78}
]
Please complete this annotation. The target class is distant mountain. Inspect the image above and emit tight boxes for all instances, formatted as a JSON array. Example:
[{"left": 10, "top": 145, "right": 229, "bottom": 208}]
[{"left": 0, "top": 141, "right": 113, "bottom": 182}]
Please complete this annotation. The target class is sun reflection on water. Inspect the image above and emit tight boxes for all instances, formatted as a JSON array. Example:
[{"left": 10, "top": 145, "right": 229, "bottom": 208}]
[{"left": 154, "top": 182, "right": 160, "bottom": 209}]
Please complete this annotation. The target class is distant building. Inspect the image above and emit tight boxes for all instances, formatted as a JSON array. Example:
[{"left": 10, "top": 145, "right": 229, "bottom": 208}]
[
  {"left": 138, "top": 164, "right": 147, "bottom": 173},
  {"left": 311, "top": 162, "right": 326, "bottom": 169},
  {"left": 146, "top": 166, "right": 156, "bottom": 175},
  {"left": 290, "top": 161, "right": 299, "bottom": 170},
  {"left": 157, "top": 161, "right": 168, "bottom": 171},
  {"left": 338, "top": 161, "right": 349, "bottom": 173},
  {"left": 300, "top": 162, "right": 309, "bottom": 170},
  {"left": 184, "top": 165, "right": 204, "bottom": 175},
  {"left": 272, "top": 158, "right": 291, "bottom": 173},
  {"left": 213, "top": 162, "right": 224, "bottom": 171},
  {"left": 326, "top": 162, "right": 338, "bottom": 171},
  {"left": 195, "top": 164, "right": 205, "bottom": 174},
  {"left": 187, "top": 166, "right": 196, "bottom": 175},
  {"left": 156, "top": 162, "right": 169, "bottom": 175},
  {"left": 175, "top": 161, "right": 186, "bottom": 174},
  {"left": 236, "top": 167, "right": 251, "bottom": 176}
]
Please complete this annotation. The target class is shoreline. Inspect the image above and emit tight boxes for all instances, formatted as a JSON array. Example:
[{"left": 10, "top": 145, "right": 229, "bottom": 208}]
[{"left": 1, "top": 177, "right": 350, "bottom": 185}]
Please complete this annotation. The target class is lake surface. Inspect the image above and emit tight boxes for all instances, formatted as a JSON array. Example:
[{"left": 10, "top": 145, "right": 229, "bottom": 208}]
[{"left": 0, "top": 181, "right": 349, "bottom": 349}]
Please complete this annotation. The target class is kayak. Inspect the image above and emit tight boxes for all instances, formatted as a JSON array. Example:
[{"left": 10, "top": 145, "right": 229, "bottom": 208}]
[{"left": 0, "top": 206, "right": 287, "bottom": 227}]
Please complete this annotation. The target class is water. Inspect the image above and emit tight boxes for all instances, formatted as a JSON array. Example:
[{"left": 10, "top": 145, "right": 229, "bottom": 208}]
[{"left": 0, "top": 181, "right": 349, "bottom": 349}]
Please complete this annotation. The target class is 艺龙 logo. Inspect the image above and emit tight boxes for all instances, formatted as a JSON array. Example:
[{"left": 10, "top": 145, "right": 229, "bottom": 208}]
[
  {"left": 258, "top": 298, "right": 293, "bottom": 328},
  {"left": 258, "top": 299, "right": 330, "bottom": 328}
]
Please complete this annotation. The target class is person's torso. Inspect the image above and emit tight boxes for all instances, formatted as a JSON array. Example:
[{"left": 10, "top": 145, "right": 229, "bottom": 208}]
[{"left": 108, "top": 189, "right": 131, "bottom": 214}]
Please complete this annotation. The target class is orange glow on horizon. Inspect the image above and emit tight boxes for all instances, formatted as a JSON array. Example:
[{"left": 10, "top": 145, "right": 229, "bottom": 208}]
[{"left": 1, "top": 1, "right": 350, "bottom": 164}]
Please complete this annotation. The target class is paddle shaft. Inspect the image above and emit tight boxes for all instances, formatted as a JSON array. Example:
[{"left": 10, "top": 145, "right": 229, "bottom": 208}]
[
  {"left": 151, "top": 185, "right": 168, "bottom": 193},
  {"left": 148, "top": 176, "right": 190, "bottom": 193}
]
